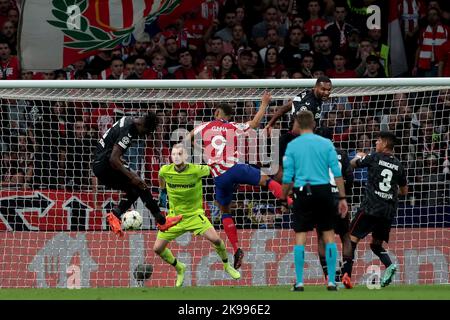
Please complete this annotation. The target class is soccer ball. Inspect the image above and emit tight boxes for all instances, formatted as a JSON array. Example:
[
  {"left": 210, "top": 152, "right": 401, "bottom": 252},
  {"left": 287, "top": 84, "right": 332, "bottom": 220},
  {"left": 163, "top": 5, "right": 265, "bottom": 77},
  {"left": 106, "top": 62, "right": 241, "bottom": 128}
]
[{"left": 121, "top": 210, "right": 143, "bottom": 230}]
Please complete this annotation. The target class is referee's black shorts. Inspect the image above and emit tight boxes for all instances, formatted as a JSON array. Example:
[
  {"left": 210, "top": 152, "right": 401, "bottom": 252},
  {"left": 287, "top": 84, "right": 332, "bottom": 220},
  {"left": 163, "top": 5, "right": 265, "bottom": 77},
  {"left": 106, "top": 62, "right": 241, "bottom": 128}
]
[
  {"left": 292, "top": 184, "right": 336, "bottom": 232},
  {"left": 92, "top": 161, "right": 132, "bottom": 191}
]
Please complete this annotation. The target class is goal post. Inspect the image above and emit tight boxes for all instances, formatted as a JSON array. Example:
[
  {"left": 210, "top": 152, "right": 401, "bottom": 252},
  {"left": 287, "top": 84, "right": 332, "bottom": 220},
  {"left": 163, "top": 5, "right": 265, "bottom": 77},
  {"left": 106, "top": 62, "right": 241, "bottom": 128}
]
[{"left": 0, "top": 78, "right": 448, "bottom": 288}]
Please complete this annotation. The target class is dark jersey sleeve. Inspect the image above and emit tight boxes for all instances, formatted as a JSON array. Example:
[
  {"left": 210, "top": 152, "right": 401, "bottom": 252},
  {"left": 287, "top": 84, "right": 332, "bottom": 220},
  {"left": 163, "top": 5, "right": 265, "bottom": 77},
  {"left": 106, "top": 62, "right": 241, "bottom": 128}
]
[
  {"left": 291, "top": 90, "right": 322, "bottom": 123},
  {"left": 355, "top": 153, "right": 376, "bottom": 168}
]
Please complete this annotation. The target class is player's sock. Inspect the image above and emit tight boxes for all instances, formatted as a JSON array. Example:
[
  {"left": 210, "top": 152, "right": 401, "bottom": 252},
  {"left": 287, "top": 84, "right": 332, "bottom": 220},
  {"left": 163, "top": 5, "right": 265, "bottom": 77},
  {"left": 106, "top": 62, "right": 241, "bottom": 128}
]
[
  {"left": 221, "top": 214, "right": 239, "bottom": 252},
  {"left": 370, "top": 244, "right": 392, "bottom": 268},
  {"left": 325, "top": 243, "right": 338, "bottom": 285},
  {"left": 159, "top": 248, "right": 177, "bottom": 267},
  {"left": 294, "top": 245, "right": 305, "bottom": 285},
  {"left": 319, "top": 255, "right": 328, "bottom": 278},
  {"left": 350, "top": 240, "right": 358, "bottom": 259},
  {"left": 214, "top": 240, "right": 229, "bottom": 264},
  {"left": 341, "top": 256, "right": 354, "bottom": 277},
  {"left": 266, "top": 179, "right": 293, "bottom": 205}
]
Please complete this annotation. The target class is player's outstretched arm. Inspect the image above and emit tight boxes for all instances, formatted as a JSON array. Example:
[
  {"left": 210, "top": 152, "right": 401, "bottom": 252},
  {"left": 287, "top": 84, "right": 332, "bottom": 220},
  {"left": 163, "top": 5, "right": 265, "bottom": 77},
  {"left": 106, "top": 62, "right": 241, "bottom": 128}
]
[
  {"left": 264, "top": 99, "right": 292, "bottom": 130},
  {"left": 247, "top": 91, "right": 272, "bottom": 129}
]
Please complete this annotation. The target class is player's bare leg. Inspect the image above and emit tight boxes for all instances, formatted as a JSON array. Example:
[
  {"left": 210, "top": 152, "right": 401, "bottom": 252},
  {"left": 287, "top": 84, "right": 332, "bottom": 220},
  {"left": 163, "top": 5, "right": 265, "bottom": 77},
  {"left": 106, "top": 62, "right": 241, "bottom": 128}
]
[
  {"left": 259, "top": 175, "right": 294, "bottom": 206},
  {"left": 153, "top": 239, "right": 186, "bottom": 287},
  {"left": 202, "top": 227, "right": 240, "bottom": 280},
  {"left": 219, "top": 203, "right": 243, "bottom": 269}
]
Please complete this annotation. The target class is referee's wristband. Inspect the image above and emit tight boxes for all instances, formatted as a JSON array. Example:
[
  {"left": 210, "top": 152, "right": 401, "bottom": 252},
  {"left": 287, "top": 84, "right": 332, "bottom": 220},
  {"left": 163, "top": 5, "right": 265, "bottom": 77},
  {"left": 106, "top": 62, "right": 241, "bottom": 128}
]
[{"left": 339, "top": 196, "right": 347, "bottom": 200}]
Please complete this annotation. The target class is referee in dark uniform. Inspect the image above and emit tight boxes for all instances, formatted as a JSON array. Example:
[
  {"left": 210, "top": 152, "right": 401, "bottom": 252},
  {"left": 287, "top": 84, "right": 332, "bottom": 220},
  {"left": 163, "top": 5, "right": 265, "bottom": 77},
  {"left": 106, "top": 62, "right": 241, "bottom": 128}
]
[{"left": 281, "top": 110, "right": 348, "bottom": 291}]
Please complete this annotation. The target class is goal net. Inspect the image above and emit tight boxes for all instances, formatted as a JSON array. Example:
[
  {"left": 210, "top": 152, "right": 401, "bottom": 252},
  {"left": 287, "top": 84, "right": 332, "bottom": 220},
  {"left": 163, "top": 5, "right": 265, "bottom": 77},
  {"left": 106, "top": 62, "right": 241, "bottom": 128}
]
[{"left": 0, "top": 79, "right": 448, "bottom": 288}]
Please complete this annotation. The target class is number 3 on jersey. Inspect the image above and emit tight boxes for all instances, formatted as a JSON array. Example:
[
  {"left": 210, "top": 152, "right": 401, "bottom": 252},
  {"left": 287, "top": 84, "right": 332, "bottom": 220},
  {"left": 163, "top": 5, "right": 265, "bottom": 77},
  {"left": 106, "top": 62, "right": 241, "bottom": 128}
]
[{"left": 379, "top": 168, "right": 393, "bottom": 192}]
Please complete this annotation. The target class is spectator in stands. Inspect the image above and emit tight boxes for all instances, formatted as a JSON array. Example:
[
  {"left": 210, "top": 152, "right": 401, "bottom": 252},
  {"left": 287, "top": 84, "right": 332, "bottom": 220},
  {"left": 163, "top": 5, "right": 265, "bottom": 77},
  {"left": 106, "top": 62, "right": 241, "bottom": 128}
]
[
  {"left": 236, "top": 49, "right": 255, "bottom": 79},
  {"left": 0, "top": 39, "right": 19, "bottom": 79},
  {"left": 144, "top": 51, "right": 168, "bottom": 79},
  {"left": 54, "top": 69, "right": 67, "bottom": 80},
  {"left": 31, "top": 101, "right": 65, "bottom": 189},
  {"left": 252, "top": 6, "right": 288, "bottom": 49},
  {"left": 163, "top": 36, "right": 181, "bottom": 72},
  {"left": 275, "top": 0, "right": 291, "bottom": 31},
  {"left": 215, "top": 9, "right": 236, "bottom": 42},
  {"left": 21, "top": 70, "right": 33, "bottom": 80},
  {"left": 399, "top": 0, "right": 426, "bottom": 71},
  {"left": 170, "top": 109, "right": 194, "bottom": 140},
  {"left": 313, "top": 33, "right": 334, "bottom": 72},
  {"left": 87, "top": 49, "right": 112, "bottom": 77},
  {"left": 326, "top": 52, "right": 357, "bottom": 78},
  {"left": 197, "top": 52, "right": 217, "bottom": 79},
  {"left": 362, "top": 54, "right": 385, "bottom": 78},
  {"left": 213, "top": 53, "right": 238, "bottom": 79},
  {"left": 304, "top": 0, "right": 328, "bottom": 38},
  {"left": 352, "top": 38, "right": 375, "bottom": 75},
  {"left": 324, "top": 4, "right": 354, "bottom": 55},
  {"left": 127, "top": 56, "right": 148, "bottom": 79},
  {"left": 105, "top": 57, "right": 124, "bottom": 80},
  {"left": 7, "top": 7, "right": 18, "bottom": 27},
  {"left": 68, "top": 59, "right": 91, "bottom": 80},
  {"left": 229, "top": 24, "right": 248, "bottom": 55},
  {"left": 207, "top": 36, "right": 231, "bottom": 58},
  {"left": 0, "top": 0, "right": 11, "bottom": 29},
  {"left": 263, "top": 46, "right": 285, "bottom": 78},
  {"left": 128, "top": 33, "right": 151, "bottom": 57},
  {"left": 65, "top": 119, "right": 96, "bottom": 191},
  {"left": 299, "top": 52, "right": 314, "bottom": 78},
  {"left": 249, "top": 49, "right": 264, "bottom": 77},
  {"left": 413, "top": 7, "right": 450, "bottom": 77},
  {"left": 123, "top": 58, "right": 135, "bottom": 78},
  {"left": 279, "top": 26, "right": 309, "bottom": 71},
  {"left": 1, "top": 20, "right": 16, "bottom": 55},
  {"left": 173, "top": 47, "right": 198, "bottom": 79},
  {"left": 259, "top": 27, "right": 284, "bottom": 63},
  {"left": 367, "top": 26, "right": 383, "bottom": 57}
]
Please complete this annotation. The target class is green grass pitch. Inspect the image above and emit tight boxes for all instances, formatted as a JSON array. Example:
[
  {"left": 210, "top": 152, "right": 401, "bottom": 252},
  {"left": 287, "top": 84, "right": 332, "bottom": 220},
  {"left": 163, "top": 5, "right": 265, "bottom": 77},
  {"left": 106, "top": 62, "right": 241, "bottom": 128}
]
[{"left": 0, "top": 285, "right": 448, "bottom": 300}]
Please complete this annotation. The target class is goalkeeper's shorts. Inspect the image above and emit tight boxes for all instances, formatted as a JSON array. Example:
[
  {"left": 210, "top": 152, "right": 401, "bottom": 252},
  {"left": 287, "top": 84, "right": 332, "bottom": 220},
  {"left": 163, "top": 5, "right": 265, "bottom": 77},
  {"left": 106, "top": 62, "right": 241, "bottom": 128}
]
[{"left": 157, "top": 212, "right": 213, "bottom": 241}]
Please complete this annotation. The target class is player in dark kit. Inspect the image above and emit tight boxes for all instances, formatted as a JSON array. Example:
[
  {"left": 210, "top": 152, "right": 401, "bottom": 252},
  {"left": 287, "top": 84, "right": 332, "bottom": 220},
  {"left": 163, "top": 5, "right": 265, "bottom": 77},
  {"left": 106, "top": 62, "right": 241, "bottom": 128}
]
[
  {"left": 349, "top": 131, "right": 408, "bottom": 287},
  {"left": 265, "top": 76, "right": 332, "bottom": 132},
  {"left": 316, "top": 127, "right": 354, "bottom": 289},
  {"left": 92, "top": 113, "right": 182, "bottom": 237},
  {"left": 268, "top": 76, "right": 332, "bottom": 182}
]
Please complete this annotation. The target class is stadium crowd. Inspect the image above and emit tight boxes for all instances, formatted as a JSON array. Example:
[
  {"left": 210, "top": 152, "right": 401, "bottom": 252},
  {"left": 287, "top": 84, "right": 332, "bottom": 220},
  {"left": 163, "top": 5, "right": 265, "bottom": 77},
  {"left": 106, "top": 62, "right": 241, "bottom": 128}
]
[{"left": 1, "top": 0, "right": 450, "bottom": 228}]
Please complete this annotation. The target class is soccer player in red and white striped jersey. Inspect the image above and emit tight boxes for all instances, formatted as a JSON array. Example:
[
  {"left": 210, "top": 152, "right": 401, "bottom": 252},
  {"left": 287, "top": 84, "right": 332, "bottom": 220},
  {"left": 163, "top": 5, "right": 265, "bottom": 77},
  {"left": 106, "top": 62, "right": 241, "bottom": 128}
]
[{"left": 187, "top": 92, "right": 293, "bottom": 269}]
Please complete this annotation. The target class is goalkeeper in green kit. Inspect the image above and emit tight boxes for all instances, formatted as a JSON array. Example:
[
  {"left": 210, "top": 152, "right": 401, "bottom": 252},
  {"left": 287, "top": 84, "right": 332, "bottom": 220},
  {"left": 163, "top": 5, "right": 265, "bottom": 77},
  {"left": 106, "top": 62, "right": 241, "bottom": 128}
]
[{"left": 153, "top": 144, "right": 241, "bottom": 287}]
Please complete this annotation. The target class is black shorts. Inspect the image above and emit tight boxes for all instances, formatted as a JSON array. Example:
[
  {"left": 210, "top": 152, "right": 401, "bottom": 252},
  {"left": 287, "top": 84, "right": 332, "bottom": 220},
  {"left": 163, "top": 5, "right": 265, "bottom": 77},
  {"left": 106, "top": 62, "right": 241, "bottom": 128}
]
[
  {"left": 292, "top": 184, "right": 336, "bottom": 232},
  {"left": 92, "top": 161, "right": 132, "bottom": 191},
  {"left": 349, "top": 209, "right": 392, "bottom": 242}
]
